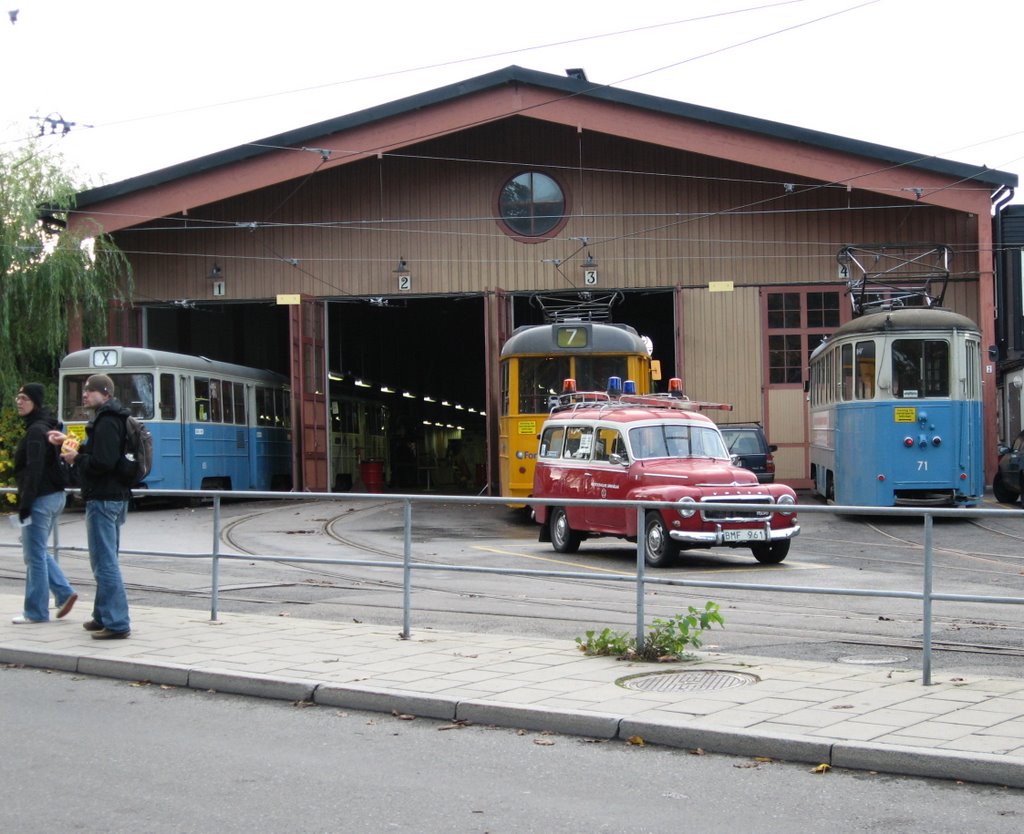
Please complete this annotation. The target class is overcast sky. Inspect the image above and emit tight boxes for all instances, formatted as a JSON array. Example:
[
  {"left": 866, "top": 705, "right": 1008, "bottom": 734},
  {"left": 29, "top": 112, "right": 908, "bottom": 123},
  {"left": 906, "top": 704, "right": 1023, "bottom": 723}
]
[{"left": 2, "top": 0, "right": 1022, "bottom": 203}]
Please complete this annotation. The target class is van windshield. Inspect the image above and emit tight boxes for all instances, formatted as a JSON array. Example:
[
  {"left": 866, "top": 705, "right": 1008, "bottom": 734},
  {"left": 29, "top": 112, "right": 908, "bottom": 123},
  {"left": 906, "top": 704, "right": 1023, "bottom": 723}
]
[{"left": 628, "top": 424, "right": 729, "bottom": 460}]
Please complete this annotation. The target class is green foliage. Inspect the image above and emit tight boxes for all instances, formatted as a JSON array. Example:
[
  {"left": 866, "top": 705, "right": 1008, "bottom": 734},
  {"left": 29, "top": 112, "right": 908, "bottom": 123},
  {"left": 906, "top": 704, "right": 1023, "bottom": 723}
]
[
  {"left": 575, "top": 602, "right": 725, "bottom": 662},
  {"left": 1, "top": 136, "right": 132, "bottom": 399},
  {"left": 0, "top": 405, "right": 24, "bottom": 507}
]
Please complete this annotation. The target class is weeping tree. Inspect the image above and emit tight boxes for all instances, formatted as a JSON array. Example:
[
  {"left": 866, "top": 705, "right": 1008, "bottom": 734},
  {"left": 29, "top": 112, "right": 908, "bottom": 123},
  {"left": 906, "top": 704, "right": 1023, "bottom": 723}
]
[
  {"left": 0, "top": 136, "right": 132, "bottom": 397},
  {"left": 1, "top": 138, "right": 131, "bottom": 501}
]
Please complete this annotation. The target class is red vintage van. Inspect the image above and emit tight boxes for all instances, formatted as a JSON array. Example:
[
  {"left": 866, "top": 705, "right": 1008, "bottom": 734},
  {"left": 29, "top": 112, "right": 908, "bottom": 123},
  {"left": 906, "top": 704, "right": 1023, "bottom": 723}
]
[{"left": 532, "top": 387, "right": 799, "bottom": 567}]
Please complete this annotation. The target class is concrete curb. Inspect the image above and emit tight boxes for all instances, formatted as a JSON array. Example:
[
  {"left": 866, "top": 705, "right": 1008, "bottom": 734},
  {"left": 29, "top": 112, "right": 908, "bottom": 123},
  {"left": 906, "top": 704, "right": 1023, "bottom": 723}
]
[
  {"left": 619, "top": 718, "right": 833, "bottom": 764},
  {"left": 458, "top": 699, "right": 622, "bottom": 739},
  {"left": 314, "top": 683, "right": 459, "bottom": 720},
  {"left": 187, "top": 669, "right": 318, "bottom": 702},
  {"left": 833, "top": 741, "right": 1024, "bottom": 789}
]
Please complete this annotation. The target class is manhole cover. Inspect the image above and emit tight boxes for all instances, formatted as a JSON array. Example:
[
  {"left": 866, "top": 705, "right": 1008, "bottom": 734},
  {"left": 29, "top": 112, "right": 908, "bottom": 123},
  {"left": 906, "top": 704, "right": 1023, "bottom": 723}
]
[
  {"left": 837, "top": 654, "right": 909, "bottom": 665},
  {"left": 618, "top": 670, "right": 760, "bottom": 692}
]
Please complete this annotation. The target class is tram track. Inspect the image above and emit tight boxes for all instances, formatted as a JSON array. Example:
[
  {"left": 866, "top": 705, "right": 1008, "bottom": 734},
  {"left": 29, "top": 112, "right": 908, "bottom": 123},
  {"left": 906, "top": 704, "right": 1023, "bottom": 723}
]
[{"left": 5, "top": 499, "right": 1019, "bottom": 666}]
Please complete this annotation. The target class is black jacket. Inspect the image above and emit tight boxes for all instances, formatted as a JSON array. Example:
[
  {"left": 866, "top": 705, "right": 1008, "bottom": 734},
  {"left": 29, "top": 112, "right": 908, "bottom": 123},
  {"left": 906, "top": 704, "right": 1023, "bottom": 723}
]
[
  {"left": 75, "top": 399, "right": 131, "bottom": 502},
  {"left": 14, "top": 407, "right": 67, "bottom": 521}
]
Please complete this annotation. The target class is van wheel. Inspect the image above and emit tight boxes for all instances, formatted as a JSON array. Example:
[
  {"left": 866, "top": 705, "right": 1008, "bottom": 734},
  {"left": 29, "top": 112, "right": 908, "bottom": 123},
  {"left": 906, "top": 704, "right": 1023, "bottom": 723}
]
[
  {"left": 993, "top": 472, "right": 1018, "bottom": 504},
  {"left": 550, "top": 508, "right": 582, "bottom": 554},
  {"left": 752, "top": 541, "right": 790, "bottom": 564},
  {"left": 644, "top": 512, "right": 680, "bottom": 568}
]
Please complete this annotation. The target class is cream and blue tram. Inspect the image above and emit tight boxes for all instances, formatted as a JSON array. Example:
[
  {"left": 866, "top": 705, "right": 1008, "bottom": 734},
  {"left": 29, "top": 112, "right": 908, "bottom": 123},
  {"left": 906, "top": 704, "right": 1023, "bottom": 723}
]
[
  {"left": 58, "top": 346, "right": 292, "bottom": 492},
  {"left": 808, "top": 308, "right": 983, "bottom": 506}
]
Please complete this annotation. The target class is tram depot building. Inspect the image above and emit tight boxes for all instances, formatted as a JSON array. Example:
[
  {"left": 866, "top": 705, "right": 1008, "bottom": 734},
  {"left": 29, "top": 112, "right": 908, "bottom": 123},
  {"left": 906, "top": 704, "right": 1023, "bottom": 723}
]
[{"left": 70, "top": 65, "right": 1022, "bottom": 494}]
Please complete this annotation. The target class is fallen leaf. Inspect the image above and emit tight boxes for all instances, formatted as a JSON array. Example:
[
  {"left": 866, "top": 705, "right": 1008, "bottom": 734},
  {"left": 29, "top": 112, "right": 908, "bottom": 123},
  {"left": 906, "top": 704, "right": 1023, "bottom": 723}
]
[
  {"left": 392, "top": 711, "right": 416, "bottom": 721},
  {"left": 733, "top": 762, "right": 759, "bottom": 769},
  {"left": 830, "top": 704, "right": 854, "bottom": 710},
  {"left": 292, "top": 700, "right": 316, "bottom": 708},
  {"left": 626, "top": 735, "right": 645, "bottom": 746},
  {"left": 517, "top": 729, "right": 528, "bottom": 736},
  {"left": 810, "top": 763, "right": 831, "bottom": 774},
  {"left": 533, "top": 738, "right": 555, "bottom": 746},
  {"left": 754, "top": 757, "right": 774, "bottom": 763},
  {"left": 277, "top": 612, "right": 291, "bottom": 618},
  {"left": 689, "top": 748, "right": 706, "bottom": 756}
]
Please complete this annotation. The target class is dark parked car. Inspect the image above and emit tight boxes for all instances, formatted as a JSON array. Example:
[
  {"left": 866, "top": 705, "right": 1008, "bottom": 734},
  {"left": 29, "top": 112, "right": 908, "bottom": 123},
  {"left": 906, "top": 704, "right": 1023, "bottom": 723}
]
[
  {"left": 993, "top": 430, "right": 1024, "bottom": 504},
  {"left": 719, "top": 423, "right": 776, "bottom": 483}
]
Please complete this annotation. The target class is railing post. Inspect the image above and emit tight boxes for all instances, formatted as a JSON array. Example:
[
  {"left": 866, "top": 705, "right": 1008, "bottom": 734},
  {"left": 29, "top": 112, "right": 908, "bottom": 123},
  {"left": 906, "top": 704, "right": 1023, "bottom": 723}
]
[
  {"left": 210, "top": 495, "right": 221, "bottom": 622},
  {"left": 636, "top": 504, "right": 646, "bottom": 647},
  {"left": 922, "top": 511, "right": 934, "bottom": 685},
  {"left": 401, "top": 498, "right": 412, "bottom": 639}
]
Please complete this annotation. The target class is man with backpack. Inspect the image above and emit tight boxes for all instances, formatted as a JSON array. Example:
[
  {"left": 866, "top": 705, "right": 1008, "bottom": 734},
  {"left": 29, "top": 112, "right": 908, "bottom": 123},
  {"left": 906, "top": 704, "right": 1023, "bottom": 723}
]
[{"left": 50, "top": 373, "right": 132, "bottom": 639}]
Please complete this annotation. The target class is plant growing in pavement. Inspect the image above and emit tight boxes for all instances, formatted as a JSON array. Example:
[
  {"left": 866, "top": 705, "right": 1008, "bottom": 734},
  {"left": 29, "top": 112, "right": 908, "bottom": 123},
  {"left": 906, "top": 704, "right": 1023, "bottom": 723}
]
[{"left": 575, "top": 602, "right": 725, "bottom": 662}]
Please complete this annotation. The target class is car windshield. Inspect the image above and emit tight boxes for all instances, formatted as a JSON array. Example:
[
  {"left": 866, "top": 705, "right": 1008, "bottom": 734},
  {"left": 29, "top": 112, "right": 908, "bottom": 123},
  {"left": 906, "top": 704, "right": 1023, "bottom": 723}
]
[
  {"left": 720, "top": 429, "right": 762, "bottom": 455},
  {"left": 628, "top": 423, "right": 729, "bottom": 460}
]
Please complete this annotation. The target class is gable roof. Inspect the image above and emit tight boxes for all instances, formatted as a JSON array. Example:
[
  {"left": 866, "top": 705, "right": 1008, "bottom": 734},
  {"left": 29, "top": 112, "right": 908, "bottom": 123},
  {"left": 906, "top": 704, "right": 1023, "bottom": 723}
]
[{"left": 75, "top": 65, "right": 1016, "bottom": 221}]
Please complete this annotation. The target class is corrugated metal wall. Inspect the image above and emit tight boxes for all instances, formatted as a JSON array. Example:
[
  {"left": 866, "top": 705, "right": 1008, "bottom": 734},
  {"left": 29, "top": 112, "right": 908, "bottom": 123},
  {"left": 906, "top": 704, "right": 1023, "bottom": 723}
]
[{"left": 116, "top": 119, "right": 980, "bottom": 307}]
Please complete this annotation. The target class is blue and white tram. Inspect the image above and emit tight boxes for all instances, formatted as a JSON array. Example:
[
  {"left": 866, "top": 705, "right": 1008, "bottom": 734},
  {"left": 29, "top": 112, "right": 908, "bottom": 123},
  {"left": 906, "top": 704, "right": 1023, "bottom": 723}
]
[
  {"left": 808, "top": 308, "right": 984, "bottom": 506},
  {"left": 58, "top": 346, "right": 292, "bottom": 492}
]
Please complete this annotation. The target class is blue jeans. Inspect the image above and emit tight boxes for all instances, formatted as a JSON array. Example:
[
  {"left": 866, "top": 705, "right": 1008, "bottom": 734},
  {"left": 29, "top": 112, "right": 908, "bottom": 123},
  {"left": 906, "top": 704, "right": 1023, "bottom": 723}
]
[
  {"left": 85, "top": 499, "right": 130, "bottom": 633},
  {"left": 21, "top": 491, "right": 76, "bottom": 622}
]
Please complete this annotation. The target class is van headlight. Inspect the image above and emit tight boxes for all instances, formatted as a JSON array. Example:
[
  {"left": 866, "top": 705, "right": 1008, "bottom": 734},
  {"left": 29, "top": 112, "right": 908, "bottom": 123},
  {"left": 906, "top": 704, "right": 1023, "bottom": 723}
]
[
  {"left": 776, "top": 494, "right": 796, "bottom": 516},
  {"left": 676, "top": 496, "right": 698, "bottom": 519}
]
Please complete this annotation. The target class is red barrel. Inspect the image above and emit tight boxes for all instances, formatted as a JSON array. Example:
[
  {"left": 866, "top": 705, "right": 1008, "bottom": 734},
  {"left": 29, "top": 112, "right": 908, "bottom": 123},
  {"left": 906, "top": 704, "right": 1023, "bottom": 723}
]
[{"left": 360, "top": 460, "right": 384, "bottom": 493}]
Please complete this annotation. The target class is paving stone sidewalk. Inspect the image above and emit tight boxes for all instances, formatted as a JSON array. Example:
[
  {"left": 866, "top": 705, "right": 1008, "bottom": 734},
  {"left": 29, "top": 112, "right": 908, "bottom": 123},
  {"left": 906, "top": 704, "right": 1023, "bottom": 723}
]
[{"left": 1, "top": 591, "right": 1022, "bottom": 788}]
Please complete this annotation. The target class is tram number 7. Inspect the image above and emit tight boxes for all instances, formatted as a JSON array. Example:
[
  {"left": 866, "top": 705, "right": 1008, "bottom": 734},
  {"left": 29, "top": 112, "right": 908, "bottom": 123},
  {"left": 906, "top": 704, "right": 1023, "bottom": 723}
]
[{"left": 917, "top": 460, "right": 928, "bottom": 471}]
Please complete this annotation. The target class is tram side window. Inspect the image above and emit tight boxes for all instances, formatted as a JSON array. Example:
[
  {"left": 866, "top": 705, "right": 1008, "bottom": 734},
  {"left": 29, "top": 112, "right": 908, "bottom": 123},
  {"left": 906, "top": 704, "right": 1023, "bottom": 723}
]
[
  {"left": 519, "top": 357, "right": 571, "bottom": 414},
  {"left": 855, "top": 341, "right": 876, "bottom": 399},
  {"left": 159, "top": 373, "right": 176, "bottom": 420},
  {"left": 841, "top": 344, "right": 854, "bottom": 401},
  {"left": 209, "top": 380, "right": 222, "bottom": 422},
  {"left": 233, "top": 382, "right": 247, "bottom": 425},
  {"left": 892, "top": 339, "right": 949, "bottom": 398},
  {"left": 222, "top": 380, "right": 234, "bottom": 424},
  {"left": 195, "top": 378, "right": 210, "bottom": 421}
]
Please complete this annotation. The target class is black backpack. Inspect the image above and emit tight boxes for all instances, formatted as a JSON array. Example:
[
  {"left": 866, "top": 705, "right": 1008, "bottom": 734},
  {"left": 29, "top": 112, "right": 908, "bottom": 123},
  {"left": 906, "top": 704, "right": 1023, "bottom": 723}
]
[{"left": 116, "top": 414, "right": 154, "bottom": 486}]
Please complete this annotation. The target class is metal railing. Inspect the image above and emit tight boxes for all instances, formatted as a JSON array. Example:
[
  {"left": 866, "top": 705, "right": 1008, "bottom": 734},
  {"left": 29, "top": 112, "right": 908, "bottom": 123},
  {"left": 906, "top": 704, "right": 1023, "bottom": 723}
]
[{"left": 3, "top": 487, "right": 1023, "bottom": 686}]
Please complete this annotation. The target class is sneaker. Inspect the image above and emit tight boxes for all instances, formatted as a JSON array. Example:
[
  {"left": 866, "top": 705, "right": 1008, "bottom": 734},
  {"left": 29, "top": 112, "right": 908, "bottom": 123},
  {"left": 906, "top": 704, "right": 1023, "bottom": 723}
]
[
  {"left": 56, "top": 593, "right": 78, "bottom": 619},
  {"left": 92, "top": 629, "right": 130, "bottom": 640},
  {"left": 82, "top": 619, "right": 104, "bottom": 631},
  {"left": 12, "top": 615, "right": 45, "bottom": 624}
]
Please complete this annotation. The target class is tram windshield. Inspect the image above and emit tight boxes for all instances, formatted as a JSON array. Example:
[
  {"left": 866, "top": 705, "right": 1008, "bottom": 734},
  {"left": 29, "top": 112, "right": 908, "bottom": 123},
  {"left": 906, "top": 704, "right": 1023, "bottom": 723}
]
[
  {"left": 891, "top": 339, "right": 949, "bottom": 398},
  {"left": 515, "top": 356, "right": 635, "bottom": 413},
  {"left": 61, "top": 373, "right": 155, "bottom": 421}
]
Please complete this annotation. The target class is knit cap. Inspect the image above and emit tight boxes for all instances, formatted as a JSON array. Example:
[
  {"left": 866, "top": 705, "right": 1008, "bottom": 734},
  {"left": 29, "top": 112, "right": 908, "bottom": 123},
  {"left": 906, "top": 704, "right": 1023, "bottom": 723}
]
[
  {"left": 84, "top": 374, "right": 115, "bottom": 396},
  {"left": 17, "top": 383, "right": 44, "bottom": 409}
]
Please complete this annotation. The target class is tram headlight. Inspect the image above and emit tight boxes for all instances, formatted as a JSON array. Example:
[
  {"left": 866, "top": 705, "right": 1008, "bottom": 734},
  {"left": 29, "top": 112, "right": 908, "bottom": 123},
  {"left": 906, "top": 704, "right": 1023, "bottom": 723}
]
[
  {"left": 932, "top": 436, "right": 942, "bottom": 446},
  {"left": 676, "top": 496, "right": 698, "bottom": 518},
  {"left": 775, "top": 493, "right": 796, "bottom": 516},
  {"left": 903, "top": 437, "right": 914, "bottom": 447}
]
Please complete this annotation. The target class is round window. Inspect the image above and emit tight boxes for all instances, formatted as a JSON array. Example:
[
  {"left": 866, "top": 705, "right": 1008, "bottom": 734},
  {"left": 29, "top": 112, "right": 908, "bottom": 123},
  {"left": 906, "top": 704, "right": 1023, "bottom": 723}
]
[{"left": 498, "top": 172, "right": 566, "bottom": 238}]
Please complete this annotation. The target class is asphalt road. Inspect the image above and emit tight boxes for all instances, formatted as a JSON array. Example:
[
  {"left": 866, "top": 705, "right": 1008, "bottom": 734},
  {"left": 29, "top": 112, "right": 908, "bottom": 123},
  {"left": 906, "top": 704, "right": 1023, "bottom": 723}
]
[{"left": 3, "top": 665, "right": 1021, "bottom": 833}]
